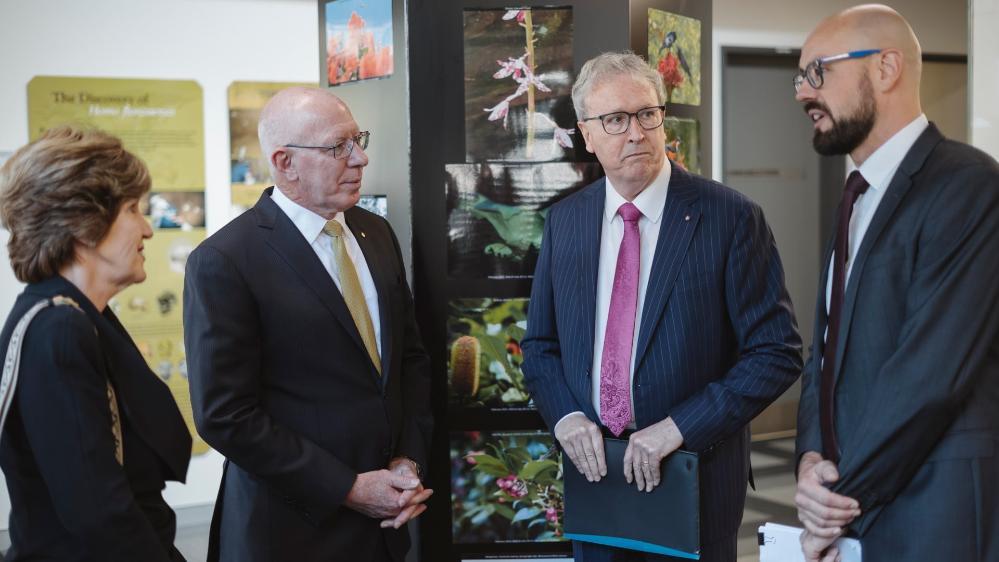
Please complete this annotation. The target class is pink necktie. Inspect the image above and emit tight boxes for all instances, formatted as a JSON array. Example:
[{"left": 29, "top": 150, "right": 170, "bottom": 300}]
[{"left": 600, "top": 202, "right": 642, "bottom": 436}]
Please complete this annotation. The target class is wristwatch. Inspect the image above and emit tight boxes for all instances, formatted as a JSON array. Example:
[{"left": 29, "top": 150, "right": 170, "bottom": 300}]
[{"left": 396, "top": 456, "right": 423, "bottom": 480}]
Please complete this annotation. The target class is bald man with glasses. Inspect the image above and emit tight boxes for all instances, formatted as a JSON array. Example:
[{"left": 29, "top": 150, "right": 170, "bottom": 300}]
[
  {"left": 792, "top": 5, "right": 999, "bottom": 561},
  {"left": 184, "top": 87, "right": 433, "bottom": 562}
]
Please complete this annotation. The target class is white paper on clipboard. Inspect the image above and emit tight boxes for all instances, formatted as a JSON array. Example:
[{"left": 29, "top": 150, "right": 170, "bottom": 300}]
[{"left": 759, "top": 522, "right": 862, "bottom": 562}]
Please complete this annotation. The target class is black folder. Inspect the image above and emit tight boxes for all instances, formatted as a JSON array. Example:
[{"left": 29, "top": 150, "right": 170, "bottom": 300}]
[{"left": 563, "top": 438, "right": 700, "bottom": 559}]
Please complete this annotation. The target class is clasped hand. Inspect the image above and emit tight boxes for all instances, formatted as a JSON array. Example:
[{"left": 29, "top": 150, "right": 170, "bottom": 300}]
[
  {"left": 344, "top": 458, "right": 433, "bottom": 529},
  {"left": 795, "top": 452, "right": 861, "bottom": 561},
  {"left": 554, "top": 414, "right": 683, "bottom": 492}
]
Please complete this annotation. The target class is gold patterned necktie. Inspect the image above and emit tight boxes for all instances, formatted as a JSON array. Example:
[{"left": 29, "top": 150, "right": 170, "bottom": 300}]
[{"left": 324, "top": 219, "right": 381, "bottom": 376}]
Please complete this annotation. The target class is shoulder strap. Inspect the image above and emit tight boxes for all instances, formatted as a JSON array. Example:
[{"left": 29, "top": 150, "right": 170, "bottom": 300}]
[{"left": 0, "top": 296, "right": 123, "bottom": 465}]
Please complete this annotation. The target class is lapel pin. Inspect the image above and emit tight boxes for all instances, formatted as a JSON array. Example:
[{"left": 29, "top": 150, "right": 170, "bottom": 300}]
[
  {"left": 684, "top": 215, "right": 690, "bottom": 221},
  {"left": 361, "top": 231, "right": 367, "bottom": 238}
]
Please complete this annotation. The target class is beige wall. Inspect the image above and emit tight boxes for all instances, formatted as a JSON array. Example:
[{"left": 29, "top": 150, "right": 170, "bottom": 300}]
[
  {"left": 711, "top": 0, "right": 970, "bottom": 181},
  {"left": 0, "top": 0, "right": 320, "bottom": 529},
  {"left": 971, "top": 0, "right": 999, "bottom": 156},
  {"left": 713, "top": 0, "right": 967, "bottom": 54},
  {"left": 922, "top": 61, "right": 969, "bottom": 142}
]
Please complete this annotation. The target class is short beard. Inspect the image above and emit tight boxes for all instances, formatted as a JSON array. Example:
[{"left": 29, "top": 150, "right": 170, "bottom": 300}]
[{"left": 811, "top": 76, "right": 876, "bottom": 156}]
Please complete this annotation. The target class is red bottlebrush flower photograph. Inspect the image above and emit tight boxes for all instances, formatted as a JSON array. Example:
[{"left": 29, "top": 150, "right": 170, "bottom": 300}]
[
  {"left": 648, "top": 9, "right": 702, "bottom": 106},
  {"left": 324, "top": 1, "right": 394, "bottom": 86}
]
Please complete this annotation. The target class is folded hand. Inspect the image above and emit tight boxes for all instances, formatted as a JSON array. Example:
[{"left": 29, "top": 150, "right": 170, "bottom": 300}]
[{"left": 623, "top": 417, "right": 683, "bottom": 492}]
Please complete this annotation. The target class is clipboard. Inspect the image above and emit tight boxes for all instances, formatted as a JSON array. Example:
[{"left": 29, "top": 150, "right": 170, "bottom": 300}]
[
  {"left": 563, "top": 437, "right": 700, "bottom": 559},
  {"left": 759, "top": 522, "right": 862, "bottom": 561}
]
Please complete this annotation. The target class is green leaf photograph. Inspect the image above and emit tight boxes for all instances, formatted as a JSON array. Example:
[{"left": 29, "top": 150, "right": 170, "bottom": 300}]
[{"left": 446, "top": 162, "right": 601, "bottom": 279}]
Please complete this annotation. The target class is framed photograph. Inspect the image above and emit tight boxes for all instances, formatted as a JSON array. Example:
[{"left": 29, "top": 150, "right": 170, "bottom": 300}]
[
  {"left": 448, "top": 298, "right": 531, "bottom": 412},
  {"left": 358, "top": 194, "right": 388, "bottom": 218},
  {"left": 143, "top": 191, "right": 206, "bottom": 230},
  {"left": 664, "top": 116, "right": 700, "bottom": 174},
  {"left": 446, "top": 162, "right": 601, "bottom": 280},
  {"left": 648, "top": 9, "right": 702, "bottom": 106},
  {"left": 464, "top": 8, "right": 576, "bottom": 162},
  {"left": 325, "top": 0, "right": 394, "bottom": 86},
  {"left": 450, "top": 430, "right": 566, "bottom": 544}
]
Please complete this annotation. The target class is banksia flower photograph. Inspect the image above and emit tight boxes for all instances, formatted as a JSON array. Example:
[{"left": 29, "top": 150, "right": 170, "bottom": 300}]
[{"left": 447, "top": 299, "right": 531, "bottom": 410}]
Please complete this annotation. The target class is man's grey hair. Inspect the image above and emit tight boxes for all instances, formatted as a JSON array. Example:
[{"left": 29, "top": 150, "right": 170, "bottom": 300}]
[{"left": 571, "top": 51, "right": 666, "bottom": 119}]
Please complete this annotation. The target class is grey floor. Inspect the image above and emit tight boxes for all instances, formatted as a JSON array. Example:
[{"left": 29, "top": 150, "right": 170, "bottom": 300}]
[
  {"left": 736, "top": 437, "right": 800, "bottom": 561},
  {"left": 176, "top": 523, "right": 211, "bottom": 562},
  {"left": 172, "top": 437, "right": 799, "bottom": 562}
]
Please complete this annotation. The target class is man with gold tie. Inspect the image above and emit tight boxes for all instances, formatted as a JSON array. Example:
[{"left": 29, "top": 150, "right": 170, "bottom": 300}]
[{"left": 183, "top": 86, "right": 433, "bottom": 562}]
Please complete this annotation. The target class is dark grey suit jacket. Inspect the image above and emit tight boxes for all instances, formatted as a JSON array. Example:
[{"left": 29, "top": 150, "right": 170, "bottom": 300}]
[
  {"left": 183, "top": 188, "right": 432, "bottom": 562},
  {"left": 796, "top": 124, "right": 999, "bottom": 561}
]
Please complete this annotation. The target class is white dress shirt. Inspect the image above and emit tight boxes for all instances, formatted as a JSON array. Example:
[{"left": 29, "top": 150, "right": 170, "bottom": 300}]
[
  {"left": 555, "top": 161, "right": 672, "bottom": 431},
  {"left": 271, "top": 187, "right": 382, "bottom": 357},
  {"left": 824, "top": 114, "right": 929, "bottom": 315}
]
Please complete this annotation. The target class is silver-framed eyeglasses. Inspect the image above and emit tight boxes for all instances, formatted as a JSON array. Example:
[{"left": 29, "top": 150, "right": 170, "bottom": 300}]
[
  {"left": 793, "top": 49, "right": 881, "bottom": 93},
  {"left": 580, "top": 105, "right": 666, "bottom": 135},
  {"left": 284, "top": 131, "right": 370, "bottom": 160}
]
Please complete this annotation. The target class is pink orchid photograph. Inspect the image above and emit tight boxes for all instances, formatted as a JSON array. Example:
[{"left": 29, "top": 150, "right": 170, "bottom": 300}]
[{"left": 463, "top": 8, "right": 575, "bottom": 162}]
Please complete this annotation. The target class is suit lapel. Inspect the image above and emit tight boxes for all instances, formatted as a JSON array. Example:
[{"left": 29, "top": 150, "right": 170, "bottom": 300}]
[
  {"left": 345, "top": 209, "right": 393, "bottom": 383},
  {"left": 256, "top": 191, "right": 370, "bottom": 366},
  {"left": 98, "top": 309, "right": 192, "bottom": 479},
  {"left": 813, "top": 226, "right": 836, "bottom": 360},
  {"left": 833, "top": 124, "right": 944, "bottom": 378},
  {"left": 578, "top": 180, "right": 605, "bottom": 369},
  {"left": 634, "top": 169, "right": 701, "bottom": 368}
]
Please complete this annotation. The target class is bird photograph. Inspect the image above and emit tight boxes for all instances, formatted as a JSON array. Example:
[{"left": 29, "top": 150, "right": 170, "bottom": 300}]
[{"left": 648, "top": 9, "right": 702, "bottom": 105}]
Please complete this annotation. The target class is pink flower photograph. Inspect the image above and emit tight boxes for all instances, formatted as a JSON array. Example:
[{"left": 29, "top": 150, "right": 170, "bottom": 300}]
[{"left": 463, "top": 8, "right": 576, "bottom": 162}]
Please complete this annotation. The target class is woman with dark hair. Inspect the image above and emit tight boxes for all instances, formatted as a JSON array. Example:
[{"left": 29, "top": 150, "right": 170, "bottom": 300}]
[{"left": 0, "top": 126, "right": 191, "bottom": 561}]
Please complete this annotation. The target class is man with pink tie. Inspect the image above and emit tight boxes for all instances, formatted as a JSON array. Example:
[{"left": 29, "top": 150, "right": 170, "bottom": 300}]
[{"left": 521, "top": 51, "right": 802, "bottom": 561}]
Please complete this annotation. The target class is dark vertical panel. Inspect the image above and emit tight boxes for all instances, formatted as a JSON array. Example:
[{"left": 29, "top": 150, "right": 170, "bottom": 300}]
[{"left": 409, "top": 2, "right": 712, "bottom": 558}]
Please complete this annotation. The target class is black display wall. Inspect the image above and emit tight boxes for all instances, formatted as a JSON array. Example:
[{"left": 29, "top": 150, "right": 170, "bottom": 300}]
[{"left": 408, "top": 1, "right": 712, "bottom": 559}]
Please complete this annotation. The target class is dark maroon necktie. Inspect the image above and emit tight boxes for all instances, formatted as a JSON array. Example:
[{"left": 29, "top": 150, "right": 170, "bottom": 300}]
[{"left": 820, "top": 170, "right": 869, "bottom": 464}]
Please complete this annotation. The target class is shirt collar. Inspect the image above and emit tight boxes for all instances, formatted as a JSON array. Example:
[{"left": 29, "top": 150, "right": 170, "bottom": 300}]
[
  {"left": 854, "top": 113, "right": 929, "bottom": 192},
  {"left": 271, "top": 185, "right": 343, "bottom": 244},
  {"left": 604, "top": 160, "right": 671, "bottom": 223}
]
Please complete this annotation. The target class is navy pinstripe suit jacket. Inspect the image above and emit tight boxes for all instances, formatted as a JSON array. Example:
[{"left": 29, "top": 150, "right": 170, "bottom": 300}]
[{"left": 522, "top": 168, "right": 803, "bottom": 544}]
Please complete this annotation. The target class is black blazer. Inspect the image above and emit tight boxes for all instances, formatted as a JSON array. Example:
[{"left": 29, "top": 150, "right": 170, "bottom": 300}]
[
  {"left": 522, "top": 169, "right": 803, "bottom": 548},
  {"left": 183, "top": 188, "right": 433, "bottom": 562},
  {"left": 796, "top": 124, "right": 999, "bottom": 561},
  {"left": 0, "top": 275, "right": 191, "bottom": 561}
]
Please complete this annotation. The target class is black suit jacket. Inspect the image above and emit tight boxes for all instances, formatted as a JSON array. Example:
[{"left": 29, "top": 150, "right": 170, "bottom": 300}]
[
  {"left": 796, "top": 124, "right": 999, "bottom": 561},
  {"left": 0, "top": 275, "right": 191, "bottom": 561},
  {"left": 183, "top": 188, "right": 432, "bottom": 562},
  {"left": 522, "top": 169, "right": 803, "bottom": 548}
]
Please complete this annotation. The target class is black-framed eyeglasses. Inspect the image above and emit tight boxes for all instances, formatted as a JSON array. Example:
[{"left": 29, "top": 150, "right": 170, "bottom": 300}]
[
  {"left": 284, "top": 131, "right": 370, "bottom": 160},
  {"left": 580, "top": 105, "right": 666, "bottom": 135},
  {"left": 793, "top": 49, "right": 881, "bottom": 93}
]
